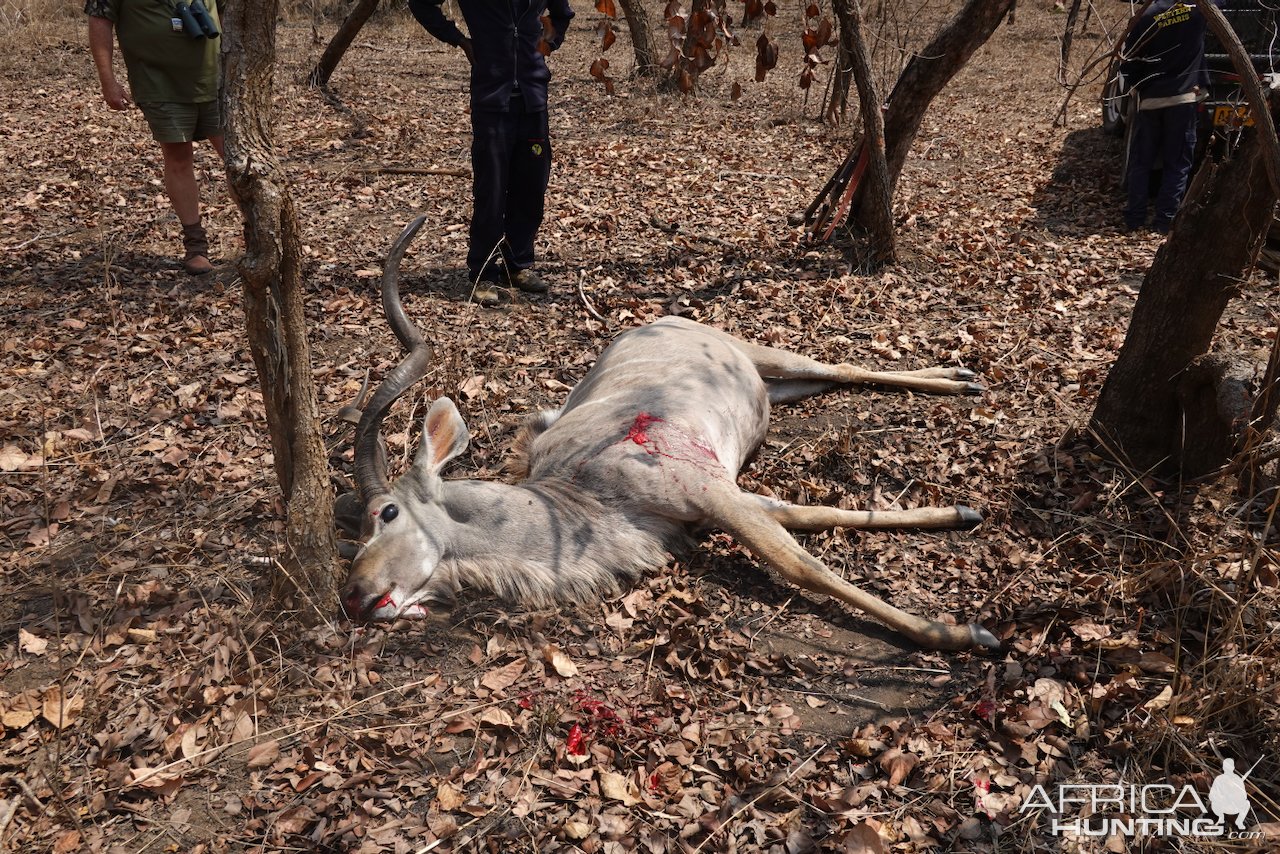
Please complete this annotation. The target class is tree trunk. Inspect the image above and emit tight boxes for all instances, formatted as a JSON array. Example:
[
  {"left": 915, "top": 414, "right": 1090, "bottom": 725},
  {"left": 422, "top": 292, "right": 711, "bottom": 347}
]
[
  {"left": 845, "top": 0, "right": 894, "bottom": 264},
  {"left": 307, "top": 0, "right": 380, "bottom": 89},
  {"left": 826, "top": 0, "right": 856, "bottom": 124},
  {"left": 617, "top": 0, "right": 662, "bottom": 77},
  {"left": 223, "top": 0, "right": 342, "bottom": 615},
  {"left": 1089, "top": 136, "right": 1277, "bottom": 475}
]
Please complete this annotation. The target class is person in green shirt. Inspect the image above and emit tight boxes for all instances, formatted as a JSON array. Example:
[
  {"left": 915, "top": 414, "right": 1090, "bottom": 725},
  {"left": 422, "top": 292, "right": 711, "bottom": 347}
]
[{"left": 85, "top": 0, "right": 223, "bottom": 274}]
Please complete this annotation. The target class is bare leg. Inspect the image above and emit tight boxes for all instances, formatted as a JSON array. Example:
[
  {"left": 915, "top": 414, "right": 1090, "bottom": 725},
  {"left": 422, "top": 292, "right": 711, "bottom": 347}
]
[
  {"left": 751, "top": 494, "right": 982, "bottom": 531},
  {"left": 160, "top": 141, "right": 201, "bottom": 225},
  {"left": 706, "top": 487, "right": 997, "bottom": 651}
]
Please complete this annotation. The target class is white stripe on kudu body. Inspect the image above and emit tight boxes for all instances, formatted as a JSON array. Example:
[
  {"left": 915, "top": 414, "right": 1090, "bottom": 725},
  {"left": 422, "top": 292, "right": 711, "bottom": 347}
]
[{"left": 341, "top": 217, "right": 998, "bottom": 652}]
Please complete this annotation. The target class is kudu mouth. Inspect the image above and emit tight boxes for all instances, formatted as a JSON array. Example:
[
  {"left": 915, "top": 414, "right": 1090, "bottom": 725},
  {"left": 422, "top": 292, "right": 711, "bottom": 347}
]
[{"left": 341, "top": 579, "right": 431, "bottom": 623}]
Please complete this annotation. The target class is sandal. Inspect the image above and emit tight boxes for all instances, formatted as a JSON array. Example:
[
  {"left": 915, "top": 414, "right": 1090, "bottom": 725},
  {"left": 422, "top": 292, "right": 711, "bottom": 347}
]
[{"left": 181, "top": 221, "right": 214, "bottom": 275}]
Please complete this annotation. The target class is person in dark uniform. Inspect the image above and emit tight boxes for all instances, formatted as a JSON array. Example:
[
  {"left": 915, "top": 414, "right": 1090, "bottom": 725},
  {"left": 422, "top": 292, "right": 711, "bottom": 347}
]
[
  {"left": 409, "top": 0, "right": 574, "bottom": 305},
  {"left": 1121, "top": 0, "right": 1210, "bottom": 234}
]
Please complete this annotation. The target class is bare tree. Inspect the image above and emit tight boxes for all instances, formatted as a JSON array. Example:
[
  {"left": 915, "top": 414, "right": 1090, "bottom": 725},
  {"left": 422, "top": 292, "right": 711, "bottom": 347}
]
[
  {"left": 806, "top": 0, "right": 1016, "bottom": 261},
  {"left": 223, "top": 0, "right": 342, "bottom": 613},
  {"left": 826, "top": 0, "right": 856, "bottom": 123},
  {"left": 617, "top": 0, "right": 662, "bottom": 76}
]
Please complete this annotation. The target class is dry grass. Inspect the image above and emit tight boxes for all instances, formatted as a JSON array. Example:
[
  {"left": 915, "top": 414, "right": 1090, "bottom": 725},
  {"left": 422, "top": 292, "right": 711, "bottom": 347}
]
[
  {"left": 0, "top": 0, "right": 77, "bottom": 35},
  {"left": 0, "top": 0, "right": 86, "bottom": 71},
  {"left": 1115, "top": 456, "right": 1280, "bottom": 843}
]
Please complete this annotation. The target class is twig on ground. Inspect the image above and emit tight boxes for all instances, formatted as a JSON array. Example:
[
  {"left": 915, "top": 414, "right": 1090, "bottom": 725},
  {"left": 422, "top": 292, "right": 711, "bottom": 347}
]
[
  {"left": 414, "top": 809, "right": 493, "bottom": 853},
  {"left": 4, "top": 775, "right": 45, "bottom": 812},
  {"left": 12, "top": 229, "right": 74, "bottom": 251},
  {"left": 693, "top": 745, "right": 826, "bottom": 851},
  {"left": 361, "top": 166, "right": 470, "bottom": 178},
  {"left": 0, "top": 798, "right": 18, "bottom": 845}
]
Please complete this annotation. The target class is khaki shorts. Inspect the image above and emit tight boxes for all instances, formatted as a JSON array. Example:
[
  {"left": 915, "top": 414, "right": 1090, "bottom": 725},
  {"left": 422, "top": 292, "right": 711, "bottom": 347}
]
[{"left": 136, "top": 100, "right": 223, "bottom": 144}]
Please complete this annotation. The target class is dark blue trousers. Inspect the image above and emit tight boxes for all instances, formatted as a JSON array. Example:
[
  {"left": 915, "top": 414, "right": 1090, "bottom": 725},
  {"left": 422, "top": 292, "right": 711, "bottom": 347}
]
[
  {"left": 1124, "top": 101, "right": 1198, "bottom": 230},
  {"left": 469, "top": 100, "right": 551, "bottom": 282}
]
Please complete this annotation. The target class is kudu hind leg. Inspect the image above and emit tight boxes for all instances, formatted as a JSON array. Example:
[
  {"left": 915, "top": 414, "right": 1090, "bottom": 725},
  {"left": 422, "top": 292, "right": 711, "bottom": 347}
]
[
  {"left": 752, "top": 495, "right": 982, "bottom": 531},
  {"left": 711, "top": 492, "right": 997, "bottom": 650},
  {"left": 729, "top": 336, "right": 983, "bottom": 396}
]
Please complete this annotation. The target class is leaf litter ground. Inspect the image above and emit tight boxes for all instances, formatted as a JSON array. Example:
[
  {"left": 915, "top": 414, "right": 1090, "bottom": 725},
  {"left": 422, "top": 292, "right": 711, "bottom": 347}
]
[{"left": 1, "top": 6, "right": 1279, "bottom": 853}]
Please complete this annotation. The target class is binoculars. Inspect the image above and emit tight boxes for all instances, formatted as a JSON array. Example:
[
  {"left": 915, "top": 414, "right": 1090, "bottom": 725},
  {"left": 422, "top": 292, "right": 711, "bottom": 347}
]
[{"left": 175, "top": 0, "right": 220, "bottom": 39}]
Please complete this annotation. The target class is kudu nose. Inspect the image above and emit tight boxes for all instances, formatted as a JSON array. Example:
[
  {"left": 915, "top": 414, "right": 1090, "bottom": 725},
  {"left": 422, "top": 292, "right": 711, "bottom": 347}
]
[{"left": 341, "top": 582, "right": 370, "bottom": 621}]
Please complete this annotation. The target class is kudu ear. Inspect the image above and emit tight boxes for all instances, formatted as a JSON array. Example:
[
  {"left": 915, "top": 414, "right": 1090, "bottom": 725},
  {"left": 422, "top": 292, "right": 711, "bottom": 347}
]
[{"left": 414, "top": 397, "right": 470, "bottom": 476}]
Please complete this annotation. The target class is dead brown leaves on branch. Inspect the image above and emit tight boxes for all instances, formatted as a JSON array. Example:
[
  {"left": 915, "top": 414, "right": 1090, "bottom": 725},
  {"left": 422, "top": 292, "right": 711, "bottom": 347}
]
[
  {"left": 798, "top": 3, "right": 837, "bottom": 91},
  {"left": 587, "top": 2, "right": 840, "bottom": 97}
]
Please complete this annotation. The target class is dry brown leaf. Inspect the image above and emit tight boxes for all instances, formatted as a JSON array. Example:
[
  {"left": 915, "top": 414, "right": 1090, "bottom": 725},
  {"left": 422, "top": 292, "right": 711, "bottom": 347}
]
[
  {"left": 479, "top": 707, "right": 514, "bottom": 728},
  {"left": 458, "top": 374, "right": 486, "bottom": 400},
  {"left": 878, "top": 748, "right": 918, "bottom": 787},
  {"left": 563, "top": 819, "right": 592, "bottom": 840},
  {"left": 544, "top": 644, "right": 579, "bottom": 678},
  {"left": 480, "top": 657, "right": 526, "bottom": 693},
  {"left": 128, "top": 766, "right": 184, "bottom": 795},
  {"left": 1138, "top": 651, "right": 1177, "bottom": 674},
  {"left": 842, "top": 821, "right": 887, "bottom": 854},
  {"left": 246, "top": 739, "right": 280, "bottom": 769},
  {"left": 231, "top": 710, "right": 255, "bottom": 744},
  {"left": 0, "top": 445, "right": 31, "bottom": 471},
  {"left": 436, "top": 781, "right": 467, "bottom": 811},
  {"left": 18, "top": 628, "right": 47, "bottom": 655},
  {"left": 598, "top": 770, "right": 640, "bottom": 805},
  {"left": 1143, "top": 684, "right": 1174, "bottom": 712},
  {"left": 126, "top": 627, "right": 158, "bottom": 644},
  {"left": 180, "top": 725, "right": 203, "bottom": 761},
  {"left": 51, "top": 830, "right": 81, "bottom": 854},
  {"left": 2, "top": 706, "right": 36, "bottom": 730},
  {"left": 41, "top": 687, "right": 83, "bottom": 729}
]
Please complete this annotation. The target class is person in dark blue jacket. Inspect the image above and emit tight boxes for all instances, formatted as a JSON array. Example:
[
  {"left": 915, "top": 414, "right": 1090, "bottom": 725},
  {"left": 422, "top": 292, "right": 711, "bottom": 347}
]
[
  {"left": 1120, "top": 0, "right": 1210, "bottom": 233},
  {"left": 409, "top": 0, "right": 574, "bottom": 305}
]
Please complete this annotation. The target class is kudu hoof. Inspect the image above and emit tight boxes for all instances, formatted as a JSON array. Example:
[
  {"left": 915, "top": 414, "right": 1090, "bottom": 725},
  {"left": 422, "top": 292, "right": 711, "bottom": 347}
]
[
  {"left": 968, "top": 623, "right": 1001, "bottom": 650},
  {"left": 955, "top": 505, "right": 983, "bottom": 529}
]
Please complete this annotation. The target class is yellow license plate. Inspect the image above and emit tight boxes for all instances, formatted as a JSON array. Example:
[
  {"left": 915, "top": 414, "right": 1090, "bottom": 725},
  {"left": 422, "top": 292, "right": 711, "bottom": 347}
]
[{"left": 1213, "top": 105, "right": 1255, "bottom": 127}]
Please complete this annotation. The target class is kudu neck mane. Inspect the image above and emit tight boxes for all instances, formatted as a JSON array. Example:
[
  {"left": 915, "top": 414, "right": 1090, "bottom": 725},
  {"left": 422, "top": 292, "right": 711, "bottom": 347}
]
[{"left": 415, "top": 475, "right": 689, "bottom": 608}]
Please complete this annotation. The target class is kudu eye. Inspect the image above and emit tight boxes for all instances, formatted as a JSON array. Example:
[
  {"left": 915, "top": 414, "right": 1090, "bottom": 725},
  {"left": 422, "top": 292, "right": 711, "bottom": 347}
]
[{"left": 379, "top": 504, "right": 399, "bottom": 524}]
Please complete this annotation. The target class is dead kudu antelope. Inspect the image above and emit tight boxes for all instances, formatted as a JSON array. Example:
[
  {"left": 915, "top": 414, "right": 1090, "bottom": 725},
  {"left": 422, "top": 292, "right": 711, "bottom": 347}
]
[{"left": 340, "top": 217, "right": 999, "bottom": 651}]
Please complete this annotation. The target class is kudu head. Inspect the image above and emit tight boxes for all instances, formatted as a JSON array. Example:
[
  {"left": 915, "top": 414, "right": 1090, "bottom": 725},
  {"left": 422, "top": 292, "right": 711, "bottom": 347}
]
[{"left": 341, "top": 216, "right": 469, "bottom": 622}]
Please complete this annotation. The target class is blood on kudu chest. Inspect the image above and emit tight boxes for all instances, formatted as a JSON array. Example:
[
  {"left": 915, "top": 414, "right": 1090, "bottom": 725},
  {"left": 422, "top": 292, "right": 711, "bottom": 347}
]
[{"left": 620, "top": 412, "right": 719, "bottom": 465}]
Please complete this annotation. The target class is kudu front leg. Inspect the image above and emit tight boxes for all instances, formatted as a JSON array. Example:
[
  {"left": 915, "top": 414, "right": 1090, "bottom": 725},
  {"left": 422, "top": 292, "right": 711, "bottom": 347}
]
[
  {"left": 714, "top": 494, "right": 998, "bottom": 651},
  {"left": 752, "top": 495, "right": 982, "bottom": 531}
]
